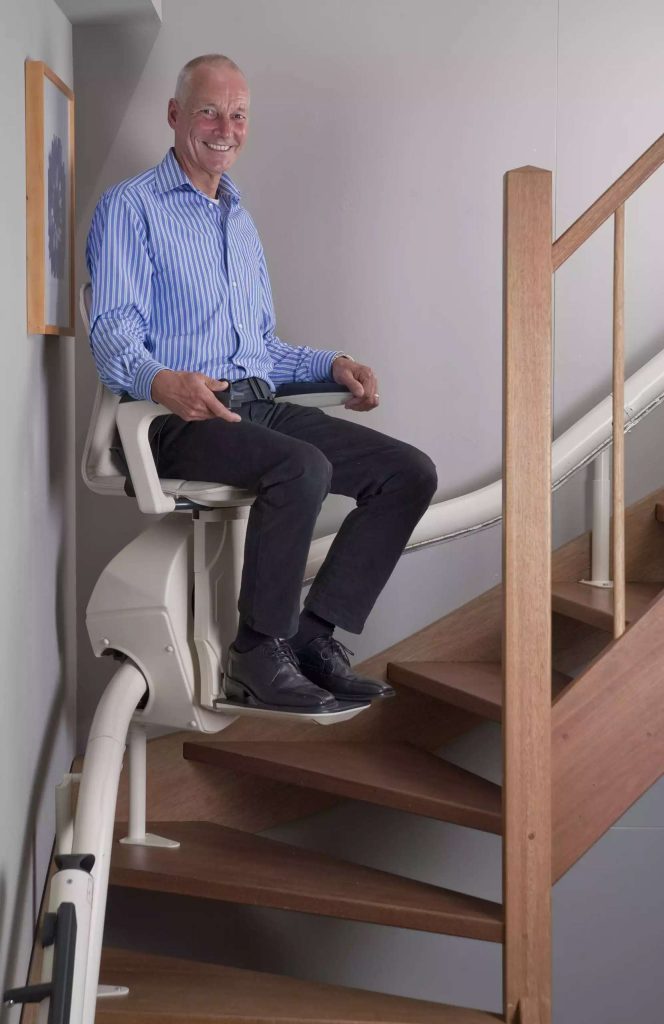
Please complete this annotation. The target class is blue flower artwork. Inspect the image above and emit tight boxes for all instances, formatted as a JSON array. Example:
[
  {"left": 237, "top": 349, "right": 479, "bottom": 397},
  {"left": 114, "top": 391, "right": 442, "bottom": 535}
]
[{"left": 47, "top": 133, "right": 66, "bottom": 281}]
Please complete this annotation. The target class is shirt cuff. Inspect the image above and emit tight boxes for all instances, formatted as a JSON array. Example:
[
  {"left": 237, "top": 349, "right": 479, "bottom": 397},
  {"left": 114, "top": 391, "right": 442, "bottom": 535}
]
[
  {"left": 133, "top": 359, "right": 168, "bottom": 402},
  {"left": 309, "top": 349, "right": 347, "bottom": 382}
]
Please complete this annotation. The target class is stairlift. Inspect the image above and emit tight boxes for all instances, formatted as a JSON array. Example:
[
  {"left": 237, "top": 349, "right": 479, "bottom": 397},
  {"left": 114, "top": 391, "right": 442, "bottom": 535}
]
[{"left": 2, "top": 285, "right": 370, "bottom": 1024}]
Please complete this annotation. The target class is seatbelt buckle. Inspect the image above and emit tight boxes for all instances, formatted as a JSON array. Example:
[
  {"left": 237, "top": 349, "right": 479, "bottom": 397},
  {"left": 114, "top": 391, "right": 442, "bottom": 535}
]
[{"left": 248, "top": 377, "right": 273, "bottom": 401}]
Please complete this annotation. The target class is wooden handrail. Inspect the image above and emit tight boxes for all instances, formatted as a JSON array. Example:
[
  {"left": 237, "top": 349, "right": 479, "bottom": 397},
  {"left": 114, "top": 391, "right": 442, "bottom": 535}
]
[{"left": 552, "top": 131, "right": 664, "bottom": 270}]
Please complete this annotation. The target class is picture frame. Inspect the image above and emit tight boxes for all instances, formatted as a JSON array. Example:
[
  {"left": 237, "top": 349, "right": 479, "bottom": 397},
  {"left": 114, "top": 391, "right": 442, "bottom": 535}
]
[{"left": 25, "top": 60, "right": 75, "bottom": 336}]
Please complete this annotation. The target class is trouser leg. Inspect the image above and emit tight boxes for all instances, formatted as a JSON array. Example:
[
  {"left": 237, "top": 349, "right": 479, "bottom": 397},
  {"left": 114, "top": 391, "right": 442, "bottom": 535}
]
[
  {"left": 262, "top": 404, "right": 438, "bottom": 633},
  {"left": 150, "top": 405, "right": 332, "bottom": 637}
]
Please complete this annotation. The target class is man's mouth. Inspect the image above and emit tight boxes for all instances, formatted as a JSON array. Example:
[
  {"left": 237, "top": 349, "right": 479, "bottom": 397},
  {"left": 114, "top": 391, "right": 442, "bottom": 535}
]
[{"left": 203, "top": 142, "right": 232, "bottom": 152}]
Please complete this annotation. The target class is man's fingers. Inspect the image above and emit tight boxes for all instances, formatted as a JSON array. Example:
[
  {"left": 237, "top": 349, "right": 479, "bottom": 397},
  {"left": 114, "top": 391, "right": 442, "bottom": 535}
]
[
  {"left": 345, "top": 395, "right": 376, "bottom": 412},
  {"left": 202, "top": 389, "right": 241, "bottom": 421},
  {"left": 353, "top": 369, "right": 379, "bottom": 406},
  {"left": 204, "top": 377, "right": 229, "bottom": 392},
  {"left": 339, "top": 368, "right": 364, "bottom": 397}
]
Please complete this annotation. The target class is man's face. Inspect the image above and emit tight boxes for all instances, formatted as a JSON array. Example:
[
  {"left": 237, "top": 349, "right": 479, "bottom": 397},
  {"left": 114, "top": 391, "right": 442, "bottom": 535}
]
[{"left": 168, "top": 64, "right": 250, "bottom": 193}]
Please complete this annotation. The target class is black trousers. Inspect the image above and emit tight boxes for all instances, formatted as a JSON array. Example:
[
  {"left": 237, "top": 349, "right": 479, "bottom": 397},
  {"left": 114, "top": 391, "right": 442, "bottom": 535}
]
[{"left": 151, "top": 395, "right": 438, "bottom": 638}]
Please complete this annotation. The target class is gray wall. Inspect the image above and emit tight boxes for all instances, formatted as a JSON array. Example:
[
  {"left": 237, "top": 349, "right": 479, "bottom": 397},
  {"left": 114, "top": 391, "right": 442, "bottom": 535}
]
[
  {"left": 74, "top": 1, "right": 664, "bottom": 1020},
  {"left": 0, "top": 0, "right": 75, "bottom": 1008}
]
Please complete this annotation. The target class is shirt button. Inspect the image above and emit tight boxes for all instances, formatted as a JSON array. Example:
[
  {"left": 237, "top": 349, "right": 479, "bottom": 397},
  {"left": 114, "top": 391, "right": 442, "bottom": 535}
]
[
  {"left": 237, "top": 323, "right": 243, "bottom": 329},
  {"left": 231, "top": 281, "right": 238, "bottom": 287}
]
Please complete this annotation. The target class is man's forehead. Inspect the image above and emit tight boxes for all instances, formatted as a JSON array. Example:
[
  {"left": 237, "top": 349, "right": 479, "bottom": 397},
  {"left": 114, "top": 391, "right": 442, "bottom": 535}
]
[{"left": 189, "top": 67, "right": 250, "bottom": 105}]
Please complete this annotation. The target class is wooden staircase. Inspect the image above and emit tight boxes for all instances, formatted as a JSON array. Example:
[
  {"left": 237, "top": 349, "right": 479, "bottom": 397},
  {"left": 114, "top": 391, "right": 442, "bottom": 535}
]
[{"left": 49, "top": 488, "right": 659, "bottom": 1024}]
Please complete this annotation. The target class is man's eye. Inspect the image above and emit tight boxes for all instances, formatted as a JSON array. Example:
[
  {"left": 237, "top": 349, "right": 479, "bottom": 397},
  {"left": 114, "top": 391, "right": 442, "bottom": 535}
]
[
  {"left": 233, "top": 113, "right": 246, "bottom": 120},
  {"left": 201, "top": 107, "right": 217, "bottom": 118}
]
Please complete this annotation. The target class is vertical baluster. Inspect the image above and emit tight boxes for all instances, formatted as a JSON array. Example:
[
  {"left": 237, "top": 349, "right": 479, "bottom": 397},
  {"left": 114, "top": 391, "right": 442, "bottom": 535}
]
[{"left": 613, "top": 205, "right": 626, "bottom": 638}]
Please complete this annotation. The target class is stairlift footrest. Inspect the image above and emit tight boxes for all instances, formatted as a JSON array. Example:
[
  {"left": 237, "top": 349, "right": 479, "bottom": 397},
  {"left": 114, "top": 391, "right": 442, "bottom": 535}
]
[{"left": 211, "top": 697, "right": 370, "bottom": 725}]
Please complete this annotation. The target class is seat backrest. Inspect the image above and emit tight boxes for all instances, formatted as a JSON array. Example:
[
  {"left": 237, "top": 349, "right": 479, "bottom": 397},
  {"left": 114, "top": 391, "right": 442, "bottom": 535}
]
[{"left": 80, "top": 283, "right": 126, "bottom": 496}]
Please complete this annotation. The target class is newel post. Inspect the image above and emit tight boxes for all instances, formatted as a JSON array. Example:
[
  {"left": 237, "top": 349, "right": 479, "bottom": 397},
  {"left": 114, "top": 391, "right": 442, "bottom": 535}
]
[{"left": 502, "top": 166, "right": 553, "bottom": 1024}]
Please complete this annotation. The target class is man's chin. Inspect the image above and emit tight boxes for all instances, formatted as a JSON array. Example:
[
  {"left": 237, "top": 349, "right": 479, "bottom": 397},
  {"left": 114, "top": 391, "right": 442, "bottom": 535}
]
[{"left": 200, "top": 152, "right": 237, "bottom": 174}]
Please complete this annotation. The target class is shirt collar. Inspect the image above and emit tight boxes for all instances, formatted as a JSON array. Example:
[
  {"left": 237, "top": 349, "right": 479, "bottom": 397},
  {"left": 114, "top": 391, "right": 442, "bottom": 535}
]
[{"left": 154, "top": 148, "right": 241, "bottom": 204}]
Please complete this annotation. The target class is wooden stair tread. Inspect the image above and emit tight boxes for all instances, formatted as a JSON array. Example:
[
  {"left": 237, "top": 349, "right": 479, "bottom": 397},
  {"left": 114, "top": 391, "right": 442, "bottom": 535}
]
[
  {"left": 182, "top": 740, "right": 502, "bottom": 834},
  {"left": 551, "top": 581, "right": 662, "bottom": 630},
  {"left": 387, "top": 661, "right": 570, "bottom": 720},
  {"left": 98, "top": 948, "right": 502, "bottom": 1022},
  {"left": 110, "top": 821, "right": 502, "bottom": 942},
  {"left": 388, "top": 662, "right": 503, "bottom": 721}
]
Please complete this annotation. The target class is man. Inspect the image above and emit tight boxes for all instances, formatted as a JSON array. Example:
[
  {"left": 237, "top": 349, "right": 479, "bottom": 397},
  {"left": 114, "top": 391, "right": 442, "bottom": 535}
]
[{"left": 86, "top": 54, "right": 437, "bottom": 715}]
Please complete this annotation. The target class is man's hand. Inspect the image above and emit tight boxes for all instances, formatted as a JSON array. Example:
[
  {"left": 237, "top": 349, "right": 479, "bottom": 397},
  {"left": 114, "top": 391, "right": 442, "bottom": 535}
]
[
  {"left": 150, "top": 369, "right": 241, "bottom": 422},
  {"left": 332, "top": 356, "right": 379, "bottom": 412}
]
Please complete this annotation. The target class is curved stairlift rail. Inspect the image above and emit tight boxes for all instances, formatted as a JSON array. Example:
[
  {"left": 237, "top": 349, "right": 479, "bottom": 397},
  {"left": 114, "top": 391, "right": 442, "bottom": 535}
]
[{"left": 303, "top": 340, "right": 664, "bottom": 581}]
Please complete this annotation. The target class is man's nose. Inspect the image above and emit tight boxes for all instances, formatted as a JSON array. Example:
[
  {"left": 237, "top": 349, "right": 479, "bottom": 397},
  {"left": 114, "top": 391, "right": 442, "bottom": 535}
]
[{"left": 215, "top": 113, "right": 232, "bottom": 137}]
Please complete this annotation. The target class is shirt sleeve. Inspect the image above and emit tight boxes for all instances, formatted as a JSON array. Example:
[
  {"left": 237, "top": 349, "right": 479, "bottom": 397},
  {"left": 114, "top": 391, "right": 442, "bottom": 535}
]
[
  {"left": 256, "top": 240, "right": 343, "bottom": 384},
  {"left": 86, "top": 191, "right": 165, "bottom": 401}
]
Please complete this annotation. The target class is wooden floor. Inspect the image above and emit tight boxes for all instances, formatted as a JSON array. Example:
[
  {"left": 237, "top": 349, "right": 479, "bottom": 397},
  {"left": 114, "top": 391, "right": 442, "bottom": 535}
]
[{"left": 97, "top": 949, "right": 502, "bottom": 1023}]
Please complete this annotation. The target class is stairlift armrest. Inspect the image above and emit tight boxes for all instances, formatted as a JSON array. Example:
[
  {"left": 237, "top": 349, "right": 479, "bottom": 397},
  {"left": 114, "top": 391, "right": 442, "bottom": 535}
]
[
  {"left": 274, "top": 383, "right": 350, "bottom": 407},
  {"left": 115, "top": 400, "right": 175, "bottom": 515}
]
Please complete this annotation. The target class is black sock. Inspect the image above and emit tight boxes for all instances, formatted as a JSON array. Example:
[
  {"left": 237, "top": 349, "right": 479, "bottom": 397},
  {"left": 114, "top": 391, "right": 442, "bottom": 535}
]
[
  {"left": 233, "top": 621, "right": 273, "bottom": 653},
  {"left": 291, "top": 610, "right": 335, "bottom": 651}
]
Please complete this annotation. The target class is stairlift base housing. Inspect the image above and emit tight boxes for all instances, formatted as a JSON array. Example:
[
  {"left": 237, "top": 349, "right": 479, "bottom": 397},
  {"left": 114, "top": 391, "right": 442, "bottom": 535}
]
[{"left": 86, "top": 508, "right": 366, "bottom": 731}]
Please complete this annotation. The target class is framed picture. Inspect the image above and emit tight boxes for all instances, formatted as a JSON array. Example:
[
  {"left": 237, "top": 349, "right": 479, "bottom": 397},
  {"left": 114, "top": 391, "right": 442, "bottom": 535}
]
[{"left": 25, "top": 60, "right": 75, "bottom": 336}]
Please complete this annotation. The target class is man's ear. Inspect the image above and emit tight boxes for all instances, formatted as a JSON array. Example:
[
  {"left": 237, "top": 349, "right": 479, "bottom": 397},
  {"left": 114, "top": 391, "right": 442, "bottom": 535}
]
[{"left": 167, "top": 98, "right": 178, "bottom": 129}]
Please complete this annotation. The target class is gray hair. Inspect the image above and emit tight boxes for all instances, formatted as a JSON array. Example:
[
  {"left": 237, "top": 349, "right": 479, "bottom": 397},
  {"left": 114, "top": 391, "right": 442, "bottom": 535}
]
[{"left": 174, "top": 54, "right": 245, "bottom": 105}]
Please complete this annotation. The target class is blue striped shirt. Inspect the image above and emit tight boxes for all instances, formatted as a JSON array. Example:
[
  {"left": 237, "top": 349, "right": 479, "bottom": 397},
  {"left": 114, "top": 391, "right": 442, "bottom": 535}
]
[{"left": 86, "top": 148, "right": 341, "bottom": 400}]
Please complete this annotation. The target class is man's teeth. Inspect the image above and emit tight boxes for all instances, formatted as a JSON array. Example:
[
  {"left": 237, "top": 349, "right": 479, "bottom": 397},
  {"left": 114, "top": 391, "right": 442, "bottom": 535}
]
[{"left": 204, "top": 142, "right": 231, "bottom": 151}]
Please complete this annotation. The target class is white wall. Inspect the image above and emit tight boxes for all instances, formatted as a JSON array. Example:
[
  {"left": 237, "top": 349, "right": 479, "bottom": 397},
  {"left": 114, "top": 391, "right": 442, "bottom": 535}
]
[
  {"left": 0, "top": 0, "right": 75, "bottom": 1006},
  {"left": 73, "top": 1, "right": 664, "bottom": 1020}
]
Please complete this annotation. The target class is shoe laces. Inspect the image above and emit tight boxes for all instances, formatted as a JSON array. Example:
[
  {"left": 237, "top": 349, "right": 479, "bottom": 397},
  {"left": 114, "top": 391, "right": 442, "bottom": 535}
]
[
  {"left": 316, "top": 636, "right": 354, "bottom": 665},
  {"left": 271, "top": 638, "right": 300, "bottom": 668}
]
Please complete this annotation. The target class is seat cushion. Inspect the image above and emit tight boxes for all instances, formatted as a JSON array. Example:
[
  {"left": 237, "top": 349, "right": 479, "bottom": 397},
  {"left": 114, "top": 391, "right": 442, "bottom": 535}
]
[
  {"left": 85, "top": 473, "right": 254, "bottom": 507},
  {"left": 161, "top": 479, "right": 256, "bottom": 507}
]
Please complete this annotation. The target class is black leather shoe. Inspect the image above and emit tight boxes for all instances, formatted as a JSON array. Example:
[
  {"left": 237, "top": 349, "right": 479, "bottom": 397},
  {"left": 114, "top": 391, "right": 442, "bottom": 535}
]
[
  {"left": 224, "top": 639, "right": 338, "bottom": 711},
  {"left": 296, "top": 636, "right": 396, "bottom": 703}
]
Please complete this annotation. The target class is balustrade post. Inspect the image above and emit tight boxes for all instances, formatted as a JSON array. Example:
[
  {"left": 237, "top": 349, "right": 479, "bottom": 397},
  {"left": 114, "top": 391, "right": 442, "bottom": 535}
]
[{"left": 503, "top": 166, "right": 553, "bottom": 1024}]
